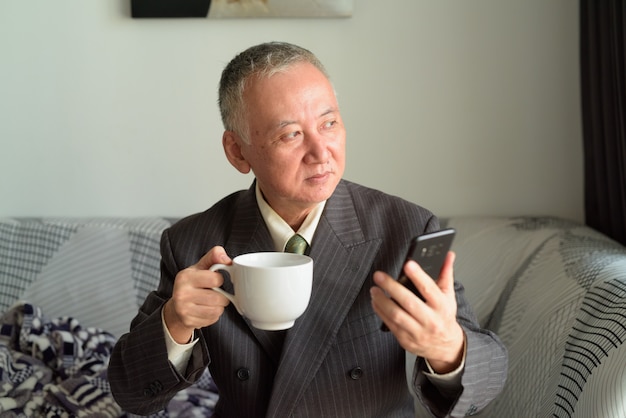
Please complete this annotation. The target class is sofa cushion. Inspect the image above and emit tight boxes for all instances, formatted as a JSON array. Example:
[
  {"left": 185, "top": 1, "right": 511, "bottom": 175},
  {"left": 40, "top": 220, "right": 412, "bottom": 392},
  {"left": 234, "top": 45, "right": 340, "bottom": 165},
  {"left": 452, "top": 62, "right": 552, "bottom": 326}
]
[
  {"left": 0, "top": 218, "right": 173, "bottom": 337},
  {"left": 21, "top": 226, "right": 138, "bottom": 338}
]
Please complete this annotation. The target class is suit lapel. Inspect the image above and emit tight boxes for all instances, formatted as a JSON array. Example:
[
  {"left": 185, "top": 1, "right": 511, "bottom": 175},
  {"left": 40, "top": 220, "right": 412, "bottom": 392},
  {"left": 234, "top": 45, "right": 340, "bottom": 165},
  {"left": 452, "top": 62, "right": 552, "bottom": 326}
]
[
  {"left": 223, "top": 182, "right": 273, "bottom": 259},
  {"left": 267, "top": 181, "right": 382, "bottom": 416}
]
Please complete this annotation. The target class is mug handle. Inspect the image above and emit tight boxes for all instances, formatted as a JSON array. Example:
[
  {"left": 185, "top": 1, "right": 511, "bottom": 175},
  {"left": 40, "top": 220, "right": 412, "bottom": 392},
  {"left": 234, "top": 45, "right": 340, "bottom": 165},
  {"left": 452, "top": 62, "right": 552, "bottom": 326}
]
[{"left": 209, "top": 263, "right": 242, "bottom": 315}]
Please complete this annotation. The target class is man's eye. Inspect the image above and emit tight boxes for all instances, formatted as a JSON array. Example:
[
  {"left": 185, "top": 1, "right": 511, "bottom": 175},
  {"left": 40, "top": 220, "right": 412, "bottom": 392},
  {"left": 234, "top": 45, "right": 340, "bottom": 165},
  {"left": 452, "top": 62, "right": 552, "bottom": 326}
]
[
  {"left": 323, "top": 120, "right": 337, "bottom": 129},
  {"left": 284, "top": 131, "right": 301, "bottom": 140}
]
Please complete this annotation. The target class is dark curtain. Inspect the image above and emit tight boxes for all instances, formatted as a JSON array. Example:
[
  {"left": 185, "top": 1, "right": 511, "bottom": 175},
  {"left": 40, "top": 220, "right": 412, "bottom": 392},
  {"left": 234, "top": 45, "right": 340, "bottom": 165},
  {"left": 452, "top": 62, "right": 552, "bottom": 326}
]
[{"left": 580, "top": 0, "right": 626, "bottom": 246}]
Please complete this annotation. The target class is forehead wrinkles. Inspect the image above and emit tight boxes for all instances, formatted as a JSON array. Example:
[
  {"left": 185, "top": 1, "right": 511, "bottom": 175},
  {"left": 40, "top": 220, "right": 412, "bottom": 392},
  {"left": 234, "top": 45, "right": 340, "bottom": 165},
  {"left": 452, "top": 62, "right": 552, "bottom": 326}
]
[{"left": 244, "top": 64, "right": 338, "bottom": 134}]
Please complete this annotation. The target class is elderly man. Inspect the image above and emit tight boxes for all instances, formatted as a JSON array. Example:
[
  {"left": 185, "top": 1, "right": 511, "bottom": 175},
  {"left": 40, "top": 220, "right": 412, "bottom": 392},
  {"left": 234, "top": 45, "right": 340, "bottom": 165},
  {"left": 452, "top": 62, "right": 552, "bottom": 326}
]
[{"left": 109, "top": 41, "right": 507, "bottom": 417}]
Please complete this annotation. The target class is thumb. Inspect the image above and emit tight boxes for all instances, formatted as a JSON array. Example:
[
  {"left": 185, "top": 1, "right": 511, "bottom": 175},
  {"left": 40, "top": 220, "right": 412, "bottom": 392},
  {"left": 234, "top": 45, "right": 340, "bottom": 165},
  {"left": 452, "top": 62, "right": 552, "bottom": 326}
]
[
  {"left": 195, "top": 246, "right": 231, "bottom": 270},
  {"left": 437, "top": 251, "right": 456, "bottom": 295}
]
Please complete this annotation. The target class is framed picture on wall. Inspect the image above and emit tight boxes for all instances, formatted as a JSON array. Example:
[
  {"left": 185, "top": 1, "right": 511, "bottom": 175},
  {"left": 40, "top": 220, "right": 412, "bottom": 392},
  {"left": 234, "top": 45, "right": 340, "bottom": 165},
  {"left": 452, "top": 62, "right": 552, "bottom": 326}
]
[
  {"left": 209, "top": 0, "right": 353, "bottom": 18},
  {"left": 131, "top": 0, "right": 353, "bottom": 18}
]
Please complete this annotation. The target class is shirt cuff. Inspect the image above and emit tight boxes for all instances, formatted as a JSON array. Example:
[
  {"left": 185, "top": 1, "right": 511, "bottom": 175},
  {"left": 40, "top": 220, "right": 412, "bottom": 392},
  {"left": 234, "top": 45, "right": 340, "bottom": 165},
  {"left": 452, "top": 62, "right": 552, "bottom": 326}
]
[
  {"left": 422, "top": 333, "right": 467, "bottom": 391},
  {"left": 161, "top": 308, "right": 198, "bottom": 374}
]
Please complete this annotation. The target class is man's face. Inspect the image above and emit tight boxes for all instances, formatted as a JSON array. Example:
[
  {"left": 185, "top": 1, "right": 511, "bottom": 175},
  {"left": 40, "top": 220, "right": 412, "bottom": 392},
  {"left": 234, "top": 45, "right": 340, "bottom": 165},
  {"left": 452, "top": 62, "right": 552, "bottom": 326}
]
[{"left": 228, "top": 61, "right": 346, "bottom": 217}]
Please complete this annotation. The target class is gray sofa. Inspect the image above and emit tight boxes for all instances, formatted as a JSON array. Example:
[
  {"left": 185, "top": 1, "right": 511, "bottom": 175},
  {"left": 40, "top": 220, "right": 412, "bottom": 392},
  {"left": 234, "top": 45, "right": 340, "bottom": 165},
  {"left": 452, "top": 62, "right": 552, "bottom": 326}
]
[{"left": 1, "top": 216, "right": 625, "bottom": 417}]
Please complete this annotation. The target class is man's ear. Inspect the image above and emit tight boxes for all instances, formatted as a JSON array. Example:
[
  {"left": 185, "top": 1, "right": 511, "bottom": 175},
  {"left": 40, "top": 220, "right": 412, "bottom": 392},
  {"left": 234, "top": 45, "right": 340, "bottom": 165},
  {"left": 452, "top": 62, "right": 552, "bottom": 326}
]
[{"left": 223, "top": 131, "right": 251, "bottom": 174}]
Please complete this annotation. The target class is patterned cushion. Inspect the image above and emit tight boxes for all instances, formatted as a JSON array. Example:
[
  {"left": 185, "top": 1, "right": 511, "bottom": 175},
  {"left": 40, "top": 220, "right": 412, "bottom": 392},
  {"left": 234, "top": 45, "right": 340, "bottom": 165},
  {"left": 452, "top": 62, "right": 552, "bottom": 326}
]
[{"left": 0, "top": 218, "right": 174, "bottom": 336}]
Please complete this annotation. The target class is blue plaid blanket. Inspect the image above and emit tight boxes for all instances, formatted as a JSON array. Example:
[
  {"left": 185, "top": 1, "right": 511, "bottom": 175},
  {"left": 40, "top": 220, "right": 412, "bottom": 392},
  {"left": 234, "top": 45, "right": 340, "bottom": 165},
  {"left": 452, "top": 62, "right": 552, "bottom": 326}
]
[{"left": 0, "top": 302, "right": 217, "bottom": 418}]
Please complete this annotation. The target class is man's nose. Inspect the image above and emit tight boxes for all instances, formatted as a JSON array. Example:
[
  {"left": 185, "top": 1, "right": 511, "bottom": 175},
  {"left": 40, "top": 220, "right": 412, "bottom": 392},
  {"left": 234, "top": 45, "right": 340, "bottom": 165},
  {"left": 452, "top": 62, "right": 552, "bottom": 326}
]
[{"left": 304, "top": 131, "right": 330, "bottom": 163}]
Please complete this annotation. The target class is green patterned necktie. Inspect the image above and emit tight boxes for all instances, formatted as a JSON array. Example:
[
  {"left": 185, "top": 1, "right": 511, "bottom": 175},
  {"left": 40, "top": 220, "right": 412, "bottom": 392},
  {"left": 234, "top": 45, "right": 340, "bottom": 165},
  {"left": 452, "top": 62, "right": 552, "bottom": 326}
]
[{"left": 284, "top": 234, "right": 308, "bottom": 255}]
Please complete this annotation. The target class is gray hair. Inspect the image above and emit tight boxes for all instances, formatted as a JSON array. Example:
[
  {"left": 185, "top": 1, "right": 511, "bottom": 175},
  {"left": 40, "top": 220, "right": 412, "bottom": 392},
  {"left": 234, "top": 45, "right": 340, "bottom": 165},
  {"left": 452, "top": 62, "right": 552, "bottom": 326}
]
[{"left": 218, "top": 42, "right": 329, "bottom": 143}]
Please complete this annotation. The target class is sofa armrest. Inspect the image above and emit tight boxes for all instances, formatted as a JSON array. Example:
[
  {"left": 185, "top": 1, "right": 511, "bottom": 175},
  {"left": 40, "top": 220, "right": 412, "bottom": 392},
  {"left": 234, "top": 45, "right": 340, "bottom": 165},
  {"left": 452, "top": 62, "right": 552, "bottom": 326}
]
[{"left": 446, "top": 216, "right": 626, "bottom": 417}]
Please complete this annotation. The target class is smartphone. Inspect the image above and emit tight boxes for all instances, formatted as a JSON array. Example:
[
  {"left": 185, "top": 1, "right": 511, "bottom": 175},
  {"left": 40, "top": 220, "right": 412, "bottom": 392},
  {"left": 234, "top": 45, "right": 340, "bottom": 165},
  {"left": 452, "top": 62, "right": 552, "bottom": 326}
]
[
  {"left": 381, "top": 228, "right": 456, "bottom": 331},
  {"left": 396, "top": 228, "right": 456, "bottom": 297}
]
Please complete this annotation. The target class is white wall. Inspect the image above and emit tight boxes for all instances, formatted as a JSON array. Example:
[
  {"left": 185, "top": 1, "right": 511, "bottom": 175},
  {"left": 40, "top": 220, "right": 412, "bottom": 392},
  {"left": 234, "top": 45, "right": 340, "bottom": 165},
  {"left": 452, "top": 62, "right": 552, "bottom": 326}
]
[{"left": 0, "top": 0, "right": 583, "bottom": 221}]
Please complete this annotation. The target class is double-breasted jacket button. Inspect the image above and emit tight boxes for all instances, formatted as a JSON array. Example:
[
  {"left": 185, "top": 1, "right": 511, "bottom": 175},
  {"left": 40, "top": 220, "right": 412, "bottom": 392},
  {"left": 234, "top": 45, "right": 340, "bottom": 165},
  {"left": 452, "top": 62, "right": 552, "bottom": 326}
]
[
  {"left": 236, "top": 368, "right": 251, "bottom": 381},
  {"left": 349, "top": 366, "right": 363, "bottom": 380},
  {"left": 143, "top": 380, "right": 163, "bottom": 398}
]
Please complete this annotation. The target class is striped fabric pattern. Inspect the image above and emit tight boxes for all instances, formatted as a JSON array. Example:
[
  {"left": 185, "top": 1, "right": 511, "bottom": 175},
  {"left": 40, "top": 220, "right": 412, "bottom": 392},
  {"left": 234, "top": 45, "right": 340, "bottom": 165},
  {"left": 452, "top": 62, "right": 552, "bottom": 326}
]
[
  {"left": 0, "top": 219, "right": 78, "bottom": 310},
  {"left": 0, "top": 218, "right": 173, "bottom": 336},
  {"left": 446, "top": 216, "right": 626, "bottom": 418}
]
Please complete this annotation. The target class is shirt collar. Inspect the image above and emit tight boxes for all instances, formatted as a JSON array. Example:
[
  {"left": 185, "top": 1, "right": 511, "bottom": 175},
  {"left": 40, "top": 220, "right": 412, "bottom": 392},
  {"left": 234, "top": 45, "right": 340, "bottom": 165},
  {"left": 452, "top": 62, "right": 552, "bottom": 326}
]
[{"left": 255, "top": 183, "right": 326, "bottom": 252}]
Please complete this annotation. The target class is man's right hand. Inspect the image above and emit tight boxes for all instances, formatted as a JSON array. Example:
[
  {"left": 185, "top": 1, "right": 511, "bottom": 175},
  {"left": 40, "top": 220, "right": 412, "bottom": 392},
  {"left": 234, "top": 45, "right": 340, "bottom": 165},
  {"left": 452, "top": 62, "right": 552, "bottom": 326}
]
[{"left": 162, "top": 246, "right": 232, "bottom": 344}]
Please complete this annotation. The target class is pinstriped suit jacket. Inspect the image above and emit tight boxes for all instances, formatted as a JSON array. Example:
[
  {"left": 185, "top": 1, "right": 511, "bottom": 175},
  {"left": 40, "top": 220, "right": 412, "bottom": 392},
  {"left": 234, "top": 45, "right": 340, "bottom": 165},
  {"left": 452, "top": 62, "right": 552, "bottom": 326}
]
[{"left": 109, "top": 180, "right": 507, "bottom": 417}]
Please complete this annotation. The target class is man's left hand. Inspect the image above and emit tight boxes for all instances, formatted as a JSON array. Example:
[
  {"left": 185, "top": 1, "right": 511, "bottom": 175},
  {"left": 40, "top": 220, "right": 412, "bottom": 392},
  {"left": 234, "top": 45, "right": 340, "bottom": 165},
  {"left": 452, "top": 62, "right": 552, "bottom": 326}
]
[{"left": 370, "top": 251, "right": 465, "bottom": 374}]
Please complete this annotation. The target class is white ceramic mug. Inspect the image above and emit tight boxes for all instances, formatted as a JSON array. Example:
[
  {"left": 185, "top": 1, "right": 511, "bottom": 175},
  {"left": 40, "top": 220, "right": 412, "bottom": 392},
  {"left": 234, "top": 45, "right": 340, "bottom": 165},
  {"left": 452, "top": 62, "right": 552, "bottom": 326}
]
[{"left": 210, "top": 252, "right": 313, "bottom": 330}]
